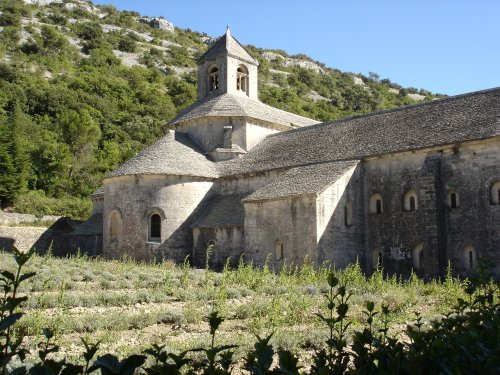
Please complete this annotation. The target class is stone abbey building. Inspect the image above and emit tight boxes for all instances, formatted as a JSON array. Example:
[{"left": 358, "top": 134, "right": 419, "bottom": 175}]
[{"left": 79, "top": 28, "right": 500, "bottom": 278}]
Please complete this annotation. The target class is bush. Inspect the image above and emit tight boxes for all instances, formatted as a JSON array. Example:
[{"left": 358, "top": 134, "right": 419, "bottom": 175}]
[{"left": 14, "top": 190, "right": 92, "bottom": 220}]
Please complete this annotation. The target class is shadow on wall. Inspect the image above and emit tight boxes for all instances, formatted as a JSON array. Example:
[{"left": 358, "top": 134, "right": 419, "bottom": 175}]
[
  {"left": 316, "top": 164, "right": 366, "bottom": 272},
  {"left": 0, "top": 217, "right": 82, "bottom": 255}
]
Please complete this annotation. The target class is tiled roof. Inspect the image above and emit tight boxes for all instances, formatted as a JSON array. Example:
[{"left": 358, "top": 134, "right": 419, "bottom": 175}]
[
  {"left": 168, "top": 93, "right": 319, "bottom": 128},
  {"left": 221, "top": 87, "right": 500, "bottom": 176},
  {"left": 198, "top": 28, "right": 258, "bottom": 66},
  {"left": 243, "top": 160, "right": 360, "bottom": 202},
  {"left": 191, "top": 194, "right": 245, "bottom": 228},
  {"left": 107, "top": 132, "right": 218, "bottom": 179},
  {"left": 91, "top": 186, "right": 104, "bottom": 197}
]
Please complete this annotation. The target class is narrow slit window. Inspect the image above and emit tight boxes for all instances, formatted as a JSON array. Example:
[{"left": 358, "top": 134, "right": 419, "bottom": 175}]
[
  {"left": 409, "top": 196, "right": 416, "bottom": 211},
  {"left": 369, "top": 194, "right": 383, "bottom": 214},
  {"left": 463, "top": 245, "right": 476, "bottom": 271},
  {"left": 450, "top": 192, "right": 457, "bottom": 208},
  {"left": 109, "top": 211, "right": 121, "bottom": 243},
  {"left": 404, "top": 190, "right": 418, "bottom": 211},
  {"left": 275, "top": 240, "right": 283, "bottom": 261},
  {"left": 372, "top": 248, "right": 383, "bottom": 270},
  {"left": 490, "top": 181, "right": 500, "bottom": 205},
  {"left": 150, "top": 214, "right": 161, "bottom": 241}
]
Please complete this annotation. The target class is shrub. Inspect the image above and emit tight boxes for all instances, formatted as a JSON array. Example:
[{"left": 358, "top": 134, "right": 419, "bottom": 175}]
[{"left": 14, "top": 190, "right": 92, "bottom": 220}]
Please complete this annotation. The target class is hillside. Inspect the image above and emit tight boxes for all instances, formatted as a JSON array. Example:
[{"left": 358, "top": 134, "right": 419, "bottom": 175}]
[{"left": 0, "top": 0, "right": 446, "bottom": 218}]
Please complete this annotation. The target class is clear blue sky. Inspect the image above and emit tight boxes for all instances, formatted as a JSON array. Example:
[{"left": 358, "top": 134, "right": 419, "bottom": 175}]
[{"left": 93, "top": 0, "right": 500, "bottom": 95}]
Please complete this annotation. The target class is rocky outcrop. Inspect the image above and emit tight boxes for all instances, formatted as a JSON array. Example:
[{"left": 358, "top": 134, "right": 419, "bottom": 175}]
[
  {"left": 23, "top": 0, "right": 62, "bottom": 5},
  {"left": 408, "top": 93, "right": 426, "bottom": 101},
  {"left": 140, "top": 17, "right": 174, "bottom": 32},
  {"left": 262, "top": 51, "right": 325, "bottom": 74}
]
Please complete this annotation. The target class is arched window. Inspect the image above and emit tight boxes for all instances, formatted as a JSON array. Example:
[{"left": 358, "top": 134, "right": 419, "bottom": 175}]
[
  {"left": 403, "top": 190, "right": 418, "bottom": 212},
  {"left": 490, "top": 181, "right": 500, "bottom": 205},
  {"left": 369, "top": 193, "right": 383, "bottom": 214},
  {"left": 446, "top": 190, "right": 459, "bottom": 209},
  {"left": 411, "top": 243, "right": 424, "bottom": 271},
  {"left": 274, "top": 240, "right": 283, "bottom": 261},
  {"left": 149, "top": 214, "right": 161, "bottom": 242},
  {"left": 463, "top": 245, "right": 476, "bottom": 271},
  {"left": 344, "top": 201, "right": 353, "bottom": 226},
  {"left": 372, "top": 248, "right": 383, "bottom": 270},
  {"left": 236, "top": 65, "right": 249, "bottom": 95},
  {"left": 109, "top": 210, "right": 121, "bottom": 243},
  {"left": 208, "top": 66, "right": 219, "bottom": 93}
]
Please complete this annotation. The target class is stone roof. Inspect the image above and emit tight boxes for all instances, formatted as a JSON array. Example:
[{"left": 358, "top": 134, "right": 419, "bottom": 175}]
[
  {"left": 168, "top": 93, "right": 319, "bottom": 128},
  {"left": 192, "top": 194, "right": 245, "bottom": 228},
  {"left": 198, "top": 28, "right": 258, "bottom": 66},
  {"left": 91, "top": 186, "right": 104, "bottom": 197},
  {"left": 222, "top": 87, "right": 500, "bottom": 176},
  {"left": 107, "top": 132, "right": 218, "bottom": 179},
  {"left": 243, "top": 160, "right": 360, "bottom": 202},
  {"left": 71, "top": 214, "right": 103, "bottom": 235}
]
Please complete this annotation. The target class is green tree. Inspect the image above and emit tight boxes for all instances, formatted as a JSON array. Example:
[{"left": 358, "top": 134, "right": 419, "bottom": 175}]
[{"left": 0, "top": 104, "right": 29, "bottom": 206}]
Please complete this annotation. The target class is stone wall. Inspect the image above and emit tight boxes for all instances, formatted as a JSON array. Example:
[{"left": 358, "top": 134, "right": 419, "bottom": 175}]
[
  {"left": 0, "top": 225, "right": 70, "bottom": 255},
  {"left": 244, "top": 195, "right": 318, "bottom": 268},
  {"left": 192, "top": 226, "right": 244, "bottom": 269},
  {"left": 316, "top": 164, "right": 365, "bottom": 268},
  {"left": 362, "top": 138, "right": 500, "bottom": 278},
  {"left": 0, "top": 213, "right": 61, "bottom": 226},
  {"left": 103, "top": 174, "right": 215, "bottom": 262}
]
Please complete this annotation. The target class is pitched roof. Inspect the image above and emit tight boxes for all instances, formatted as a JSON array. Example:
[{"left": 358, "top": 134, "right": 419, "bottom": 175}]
[
  {"left": 192, "top": 194, "right": 245, "bottom": 228},
  {"left": 92, "top": 186, "right": 104, "bottom": 197},
  {"left": 168, "top": 93, "right": 319, "bottom": 128},
  {"left": 222, "top": 87, "right": 500, "bottom": 176},
  {"left": 107, "top": 132, "right": 218, "bottom": 179},
  {"left": 71, "top": 214, "right": 103, "bottom": 235},
  {"left": 243, "top": 160, "right": 360, "bottom": 202},
  {"left": 198, "top": 28, "right": 258, "bottom": 66}
]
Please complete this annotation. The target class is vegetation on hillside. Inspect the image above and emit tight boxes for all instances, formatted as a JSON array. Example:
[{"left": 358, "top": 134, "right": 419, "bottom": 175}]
[
  {"left": 1, "top": 249, "right": 498, "bottom": 373},
  {"left": 0, "top": 0, "right": 446, "bottom": 218}
]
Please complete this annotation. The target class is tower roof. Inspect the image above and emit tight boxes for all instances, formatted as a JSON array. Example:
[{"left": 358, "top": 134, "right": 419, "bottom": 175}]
[
  {"left": 168, "top": 92, "right": 319, "bottom": 128},
  {"left": 198, "top": 27, "right": 259, "bottom": 66}
]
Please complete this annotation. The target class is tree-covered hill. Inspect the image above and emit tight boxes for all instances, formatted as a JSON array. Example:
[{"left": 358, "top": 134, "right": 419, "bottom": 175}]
[{"left": 0, "top": 0, "right": 446, "bottom": 218}]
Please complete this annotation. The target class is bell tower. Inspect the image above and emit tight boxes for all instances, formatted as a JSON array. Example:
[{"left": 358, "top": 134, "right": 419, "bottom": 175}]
[{"left": 197, "top": 26, "right": 259, "bottom": 101}]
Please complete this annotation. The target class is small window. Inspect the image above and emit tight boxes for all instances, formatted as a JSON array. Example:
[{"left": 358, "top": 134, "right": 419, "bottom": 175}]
[
  {"left": 109, "top": 211, "right": 121, "bottom": 243},
  {"left": 463, "top": 245, "right": 476, "bottom": 271},
  {"left": 372, "top": 248, "right": 383, "bottom": 270},
  {"left": 412, "top": 243, "right": 424, "bottom": 271},
  {"left": 344, "top": 201, "right": 353, "bottom": 226},
  {"left": 236, "top": 65, "right": 249, "bottom": 95},
  {"left": 149, "top": 214, "right": 161, "bottom": 242},
  {"left": 274, "top": 240, "right": 283, "bottom": 261},
  {"left": 490, "top": 181, "right": 500, "bottom": 205},
  {"left": 446, "top": 190, "right": 459, "bottom": 209},
  {"left": 208, "top": 66, "right": 219, "bottom": 93},
  {"left": 403, "top": 190, "right": 418, "bottom": 212},
  {"left": 450, "top": 193, "right": 457, "bottom": 208},
  {"left": 369, "top": 193, "right": 383, "bottom": 214}
]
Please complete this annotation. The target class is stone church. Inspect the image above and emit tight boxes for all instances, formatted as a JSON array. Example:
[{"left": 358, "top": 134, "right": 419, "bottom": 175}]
[{"left": 79, "top": 28, "right": 500, "bottom": 278}]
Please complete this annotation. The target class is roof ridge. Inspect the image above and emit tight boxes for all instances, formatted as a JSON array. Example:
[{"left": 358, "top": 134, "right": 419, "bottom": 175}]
[{"left": 264, "top": 86, "right": 500, "bottom": 139}]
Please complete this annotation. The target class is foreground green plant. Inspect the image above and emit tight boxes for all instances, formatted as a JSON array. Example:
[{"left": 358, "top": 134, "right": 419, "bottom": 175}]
[{"left": 0, "top": 250, "right": 498, "bottom": 374}]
